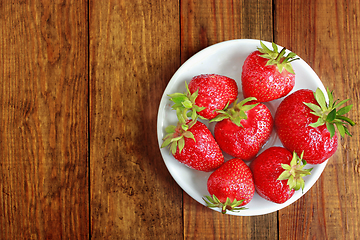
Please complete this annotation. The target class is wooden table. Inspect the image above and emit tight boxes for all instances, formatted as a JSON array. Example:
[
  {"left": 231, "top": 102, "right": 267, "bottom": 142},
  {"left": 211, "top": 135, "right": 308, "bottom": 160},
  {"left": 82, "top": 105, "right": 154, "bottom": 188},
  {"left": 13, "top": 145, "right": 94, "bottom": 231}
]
[{"left": 1, "top": 0, "right": 359, "bottom": 239}]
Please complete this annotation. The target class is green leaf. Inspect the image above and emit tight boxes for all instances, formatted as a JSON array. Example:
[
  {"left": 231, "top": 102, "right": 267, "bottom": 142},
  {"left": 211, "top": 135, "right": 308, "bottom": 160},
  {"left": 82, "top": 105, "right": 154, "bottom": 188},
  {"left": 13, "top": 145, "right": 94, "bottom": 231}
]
[
  {"left": 233, "top": 116, "right": 242, "bottom": 127},
  {"left": 190, "top": 89, "right": 199, "bottom": 102},
  {"left": 241, "top": 103, "right": 259, "bottom": 112},
  {"left": 266, "top": 59, "right": 277, "bottom": 66},
  {"left": 272, "top": 42, "right": 278, "bottom": 52},
  {"left": 210, "top": 114, "right": 230, "bottom": 123},
  {"left": 168, "top": 92, "right": 186, "bottom": 98},
  {"left": 176, "top": 108, "right": 185, "bottom": 124},
  {"left": 260, "top": 41, "right": 271, "bottom": 53},
  {"left": 238, "top": 97, "right": 257, "bottom": 106},
  {"left": 335, "top": 122, "right": 346, "bottom": 138},
  {"left": 284, "top": 64, "right": 295, "bottom": 74},
  {"left": 326, "top": 122, "right": 336, "bottom": 138},
  {"left": 239, "top": 111, "right": 247, "bottom": 119},
  {"left": 288, "top": 175, "right": 296, "bottom": 190},
  {"left": 281, "top": 163, "right": 292, "bottom": 171},
  {"left": 326, "top": 108, "right": 337, "bottom": 122},
  {"left": 181, "top": 123, "right": 189, "bottom": 131},
  {"left": 194, "top": 105, "right": 206, "bottom": 112},
  {"left": 165, "top": 125, "right": 176, "bottom": 133},
  {"left": 336, "top": 115, "right": 356, "bottom": 126},
  {"left": 277, "top": 171, "right": 291, "bottom": 180},
  {"left": 309, "top": 117, "right": 325, "bottom": 128},
  {"left": 290, "top": 153, "right": 297, "bottom": 166},
  {"left": 287, "top": 52, "right": 297, "bottom": 58},
  {"left": 344, "top": 126, "right": 352, "bottom": 137},
  {"left": 327, "top": 88, "right": 334, "bottom": 108},
  {"left": 334, "top": 98, "right": 350, "bottom": 109},
  {"left": 170, "top": 141, "right": 177, "bottom": 155},
  {"left": 183, "top": 131, "right": 195, "bottom": 141},
  {"left": 178, "top": 137, "right": 185, "bottom": 153},
  {"left": 171, "top": 136, "right": 183, "bottom": 142},
  {"left": 337, "top": 104, "right": 353, "bottom": 116},
  {"left": 303, "top": 102, "right": 322, "bottom": 114},
  {"left": 314, "top": 88, "right": 327, "bottom": 110},
  {"left": 182, "top": 99, "right": 193, "bottom": 109},
  {"left": 161, "top": 138, "right": 172, "bottom": 148}
]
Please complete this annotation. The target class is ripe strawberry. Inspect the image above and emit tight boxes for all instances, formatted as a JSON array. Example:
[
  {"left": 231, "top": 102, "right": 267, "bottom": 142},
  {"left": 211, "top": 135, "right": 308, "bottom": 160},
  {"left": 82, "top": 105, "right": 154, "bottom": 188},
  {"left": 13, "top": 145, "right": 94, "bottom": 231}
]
[
  {"left": 161, "top": 119, "right": 224, "bottom": 172},
  {"left": 241, "top": 41, "right": 299, "bottom": 102},
  {"left": 169, "top": 74, "right": 238, "bottom": 120},
  {"left": 203, "top": 158, "right": 255, "bottom": 214},
  {"left": 211, "top": 97, "right": 273, "bottom": 161},
  {"left": 250, "top": 147, "right": 312, "bottom": 204},
  {"left": 275, "top": 88, "right": 355, "bottom": 164}
]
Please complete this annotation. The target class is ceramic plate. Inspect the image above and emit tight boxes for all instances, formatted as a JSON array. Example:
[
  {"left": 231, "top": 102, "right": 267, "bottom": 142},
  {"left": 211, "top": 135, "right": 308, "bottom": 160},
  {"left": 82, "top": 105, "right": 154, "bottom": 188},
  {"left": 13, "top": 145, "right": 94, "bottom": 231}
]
[{"left": 157, "top": 39, "right": 327, "bottom": 216}]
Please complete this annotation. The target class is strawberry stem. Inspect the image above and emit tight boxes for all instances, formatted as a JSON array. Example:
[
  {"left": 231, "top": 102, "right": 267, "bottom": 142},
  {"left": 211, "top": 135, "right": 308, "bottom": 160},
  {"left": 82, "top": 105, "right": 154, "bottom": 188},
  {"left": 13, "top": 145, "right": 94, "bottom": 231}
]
[
  {"left": 203, "top": 195, "right": 247, "bottom": 214},
  {"left": 210, "top": 97, "right": 258, "bottom": 127},
  {"left": 278, "top": 151, "right": 313, "bottom": 193},
  {"left": 303, "top": 88, "right": 356, "bottom": 138},
  {"left": 257, "top": 41, "right": 299, "bottom": 74}
]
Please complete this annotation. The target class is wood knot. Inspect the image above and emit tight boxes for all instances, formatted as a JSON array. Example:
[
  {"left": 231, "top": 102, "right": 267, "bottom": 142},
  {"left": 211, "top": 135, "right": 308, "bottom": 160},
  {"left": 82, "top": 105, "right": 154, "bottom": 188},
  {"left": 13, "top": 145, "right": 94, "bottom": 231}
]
[{"left": 356, "top": 162, "right": 360, "bottom": 175}]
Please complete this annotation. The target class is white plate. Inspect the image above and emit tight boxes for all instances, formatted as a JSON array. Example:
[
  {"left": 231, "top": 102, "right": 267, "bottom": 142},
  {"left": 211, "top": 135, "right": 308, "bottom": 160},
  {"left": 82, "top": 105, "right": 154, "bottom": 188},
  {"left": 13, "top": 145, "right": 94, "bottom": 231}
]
[{"left": 157, "top": 39, "right": 327, "bottom": 216}]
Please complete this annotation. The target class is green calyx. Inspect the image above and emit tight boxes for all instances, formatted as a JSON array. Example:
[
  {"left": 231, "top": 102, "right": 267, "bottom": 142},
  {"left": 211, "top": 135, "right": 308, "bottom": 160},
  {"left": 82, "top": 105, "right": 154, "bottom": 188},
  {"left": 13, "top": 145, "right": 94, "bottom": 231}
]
[
  {"left": 277, "top": 151, "right": 313, "bottom": 193},
  {"left": 303, "top": 88, "right": 356, "bottom": 138},
  {"left": 162, "top": 82, "right": 205, "bottom": 155},
  {"left": 167, "top": 81, "right": 206, "bottom": 120},
  {"left": 258, "top": 41, "right": 299, "bottom": 74},
  {"left": 203, "top": 195, "right": 247, "bottom": 214},
  {"left": 210, "top": 97, "right": 259, "bottom": 127},
  {"left": 161, "top": 118, "right": 197, "bottom": 155}
]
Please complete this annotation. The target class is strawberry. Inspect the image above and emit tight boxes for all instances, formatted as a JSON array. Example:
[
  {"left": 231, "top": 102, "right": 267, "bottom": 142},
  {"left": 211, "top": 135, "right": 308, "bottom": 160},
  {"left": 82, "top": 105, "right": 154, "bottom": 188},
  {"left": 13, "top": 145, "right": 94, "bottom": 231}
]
[
  {"left": 203, "top": 158, "right": 255, "bottom": 214},
  {"left": 241, "top": 41, "right": 299, "bottom": 102},
  {"left": 250, "top": 147, "right": 312, "bottom": 204},
  {"left": 275, "top": 88, "right": 355, "bottom": 164},
  {"left": 161, "top": 118, "right": 224, "bottom": 172},
  {"left": 211, "top": 97, "right": 273, "bottom": 161},
  {"left": 169, "top": 74, "right": 238, "bottom": 120}
]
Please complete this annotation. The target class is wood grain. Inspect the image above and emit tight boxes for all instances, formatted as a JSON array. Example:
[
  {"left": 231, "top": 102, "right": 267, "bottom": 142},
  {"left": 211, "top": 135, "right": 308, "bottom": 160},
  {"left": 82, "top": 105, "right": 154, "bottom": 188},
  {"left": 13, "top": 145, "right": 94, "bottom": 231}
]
[
  {"left": 89, "top": 0, "right": 182, "bottom": 238},
  {"left": 275, "top": 0, "right": 360, "bottom": 239},
  {"left": 1, "top": 0, "right": 359, "bottom": 239},
  {"left": 180, "top": 0, "right": 273, "bottom": 63},
  {"left": 180, "top": 1, "right": 277, "bottom": 239},
  {"left": 0, "top": 0, "right": 89, "bottom": 239}
]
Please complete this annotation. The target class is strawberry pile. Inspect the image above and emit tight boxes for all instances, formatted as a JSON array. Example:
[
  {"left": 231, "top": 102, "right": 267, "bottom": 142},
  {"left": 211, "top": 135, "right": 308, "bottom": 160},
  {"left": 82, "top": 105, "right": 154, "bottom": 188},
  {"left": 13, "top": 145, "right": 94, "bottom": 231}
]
[{"left": 161, "top": 42, "right": 355, "bottom": 214}]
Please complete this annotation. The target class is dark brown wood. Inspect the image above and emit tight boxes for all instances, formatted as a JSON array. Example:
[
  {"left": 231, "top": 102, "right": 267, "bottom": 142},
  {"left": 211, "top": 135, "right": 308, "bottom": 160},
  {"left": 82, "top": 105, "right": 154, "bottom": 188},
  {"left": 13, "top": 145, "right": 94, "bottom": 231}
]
[
  {"left": 180, "top": 0, "right": 273, "bottom": 63},
  {"left": 0, "top": 1, "right": 89, "bottom": 239},
  {"left": 89, "top": 0, "right": 183, "bottom": 238},
  {"left": 275, "top": 0, "right": 360, "bottom": 239},
  {"left": 1, "top": 0, "right": 359, "bottom": 239}
]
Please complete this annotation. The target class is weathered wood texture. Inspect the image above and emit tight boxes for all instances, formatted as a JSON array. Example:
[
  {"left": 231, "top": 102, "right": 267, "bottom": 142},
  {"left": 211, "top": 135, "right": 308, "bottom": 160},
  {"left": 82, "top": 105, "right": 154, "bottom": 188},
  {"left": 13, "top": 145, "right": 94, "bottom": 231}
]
[
  {"left": 181, "top": 1, "right": 278, "bottom": 239},
  {"left": 89, "top": 0, "right": 182, "bottom": 239},
  {"left": 1, "top": 0, "right": 359, "bottom": 239},
  {"left": 275, "top": 0, "right": 360, "bottom": 239},
  {"left": 0, "top": 1, "right": 89, "bottom": 239}
]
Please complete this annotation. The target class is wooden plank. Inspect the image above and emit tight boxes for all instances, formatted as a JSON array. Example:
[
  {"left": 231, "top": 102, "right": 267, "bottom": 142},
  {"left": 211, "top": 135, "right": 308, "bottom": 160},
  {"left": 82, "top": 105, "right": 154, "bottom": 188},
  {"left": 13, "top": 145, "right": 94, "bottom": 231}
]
[
  {"left": 181, "top": 1, "right": 278, "bottom": 239},
  {"left": 0, "top": 1, "right": 89, "bottom": 239},
  {"left": 181, "top": 0, "right": 273, "bottom": 63},
  {"left": 89, "top": 0, "right": 182, "bottom": 238},
  {"left": 275, "top": 0, "right": 360, "bottom": 239}
]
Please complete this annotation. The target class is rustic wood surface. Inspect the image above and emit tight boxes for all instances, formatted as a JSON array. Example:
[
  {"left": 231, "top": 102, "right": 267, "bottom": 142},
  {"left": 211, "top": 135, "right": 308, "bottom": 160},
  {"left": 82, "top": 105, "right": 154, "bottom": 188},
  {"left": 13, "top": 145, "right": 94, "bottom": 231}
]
[{"left": 1, "top": 0, "right": 359, "bottom": 239}]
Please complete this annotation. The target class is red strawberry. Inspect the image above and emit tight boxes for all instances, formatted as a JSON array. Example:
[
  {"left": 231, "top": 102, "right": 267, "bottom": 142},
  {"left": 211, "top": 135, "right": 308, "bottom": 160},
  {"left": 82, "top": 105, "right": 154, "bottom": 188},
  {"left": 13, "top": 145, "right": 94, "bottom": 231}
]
[
  {"left": 250, "top": 147, "right": 312, "bottom": 204},
  {"left": 161, "top": 119, "right": 224, "bottom": 172},
  {"left": 275, "top": 88, "right": 355, "bottom": 164},
  {"left": 241, "top": 41, "right": 298, "bottom": 102},
  {"left": 211, "top": 97, "right": 273, "bottom": 161},
  {"left": 204, "top": 158, "right": 255, "bottom": 214},
  {"left": 169, "top": 74, "right": 238, "bottom": 120}
]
